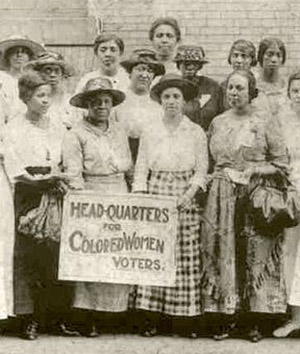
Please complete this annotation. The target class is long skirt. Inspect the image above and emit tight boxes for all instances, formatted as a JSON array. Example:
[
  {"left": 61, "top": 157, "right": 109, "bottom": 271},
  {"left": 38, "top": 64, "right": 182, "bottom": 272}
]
[
  {"left": 14, "top": 183, "right": 73, "bottom": 316},
  {"left": 130, "top": 170, "right": 203, "bottom": 317},
  {"left": 201, "top": 175, "right": 286, "bottom": 315},
  {"left": 0, "top": 162, "right": 14, "bottom": 318},
  {"left": 286, "top": 225, "right": 300, "bottom": 306},
  {"left": 73, "top": 174, "right": 132, "bottom": 312}
]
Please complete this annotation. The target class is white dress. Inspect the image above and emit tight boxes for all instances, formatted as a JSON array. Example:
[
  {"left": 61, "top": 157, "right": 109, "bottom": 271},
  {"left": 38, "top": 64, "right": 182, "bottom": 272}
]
[{"left": 277, "top": 104, "right": 300, "bottom": 305}]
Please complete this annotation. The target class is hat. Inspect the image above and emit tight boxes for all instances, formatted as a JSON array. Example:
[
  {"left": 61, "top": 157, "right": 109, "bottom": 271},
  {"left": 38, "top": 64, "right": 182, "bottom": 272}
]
[
  {"left": 150, "top": 73, "right": 198, "bottom": 103},
  {"left": 25, "top": 51, "right": 75, "bottom": 77},
  {"left": 70, "top": 77, "right": 125, "bottom": 109},
  {"left": 120, "top": 48, "right": 165, "bottom": 76},
  {"left": 0, "top": 35, "right": 44, "bottom": 69},
  {"left": 174, "top": 45, "right": 209, "bottom": 65}
]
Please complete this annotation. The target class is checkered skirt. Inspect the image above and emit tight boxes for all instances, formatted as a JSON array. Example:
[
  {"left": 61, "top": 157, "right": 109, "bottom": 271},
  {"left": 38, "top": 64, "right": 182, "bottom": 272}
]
[{"left": 130, "top": 170, "right": 203, "bottom": 316}]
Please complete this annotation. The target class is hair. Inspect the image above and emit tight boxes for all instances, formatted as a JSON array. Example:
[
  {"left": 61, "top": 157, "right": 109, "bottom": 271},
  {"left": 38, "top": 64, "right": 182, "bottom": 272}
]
[
  {"left": 18, "top": 71, "right": 49, "bottom": 103},
  {"left": 94, "top": 34, "right": 125, "bottom": 55},
  {"left": 257, "top": 37, "right": 286, "bottom": 66},
  {"left": 4, "top": 45, "right": 33, "bottom": 67},
  {"left": 226, "top": 69, "right": 258, "bottom": 102},
  {"left": 149, "top": 17, "right": 181, "bottom": 42},
  {"left": 287, "top": 71, "right": 300, "bottom": 98},
  {"left": 228, "top": 39, "right": 257, "bottom": 67}
]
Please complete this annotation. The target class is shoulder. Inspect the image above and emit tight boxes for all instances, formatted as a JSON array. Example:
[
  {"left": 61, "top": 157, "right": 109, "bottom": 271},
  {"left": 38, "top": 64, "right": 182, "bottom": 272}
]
[
  {"left": 182, "top": 116, "right": 207, "bottom": 139},
  {"left": 198, "top": 76, "right": 221, "bottom": 90}
]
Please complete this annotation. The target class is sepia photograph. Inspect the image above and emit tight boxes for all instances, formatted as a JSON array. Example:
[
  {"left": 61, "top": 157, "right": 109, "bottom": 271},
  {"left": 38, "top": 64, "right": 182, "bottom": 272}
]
[{"left": 0, "top": 0, "right": 299, "bottom": 353}]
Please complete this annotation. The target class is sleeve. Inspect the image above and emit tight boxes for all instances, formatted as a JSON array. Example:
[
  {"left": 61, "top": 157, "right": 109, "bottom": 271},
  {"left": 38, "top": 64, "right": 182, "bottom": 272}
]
[
  {"left": 116, "top": 126, "right": 133, "bottom": 172},
  {"left": 190, "top": 126, "right": 209, "bottom": 189},
  {"left": 265, "top": 116, "right": 289, "bottom": 170},
  {"left": 3, "top": 126, "right": 27, "bottom": 181},
  {"left": 62, "top": 130, "right": 85, "bottom": 189},
  {"left": 132, "top": 132, "right": 149, "bottom": 192}
]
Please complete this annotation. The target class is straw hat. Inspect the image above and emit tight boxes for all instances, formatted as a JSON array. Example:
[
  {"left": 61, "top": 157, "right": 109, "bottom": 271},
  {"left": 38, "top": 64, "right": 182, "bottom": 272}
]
[
  {"left": 121, "top": 48, "right": 165, "bottom": 76},
  {"left": 70, "top": 77, "right": 125, "bottom": 109},
  {"left": 25, "top": 51, "right": 75, "bottom": 77},
  {"left": 0, "top": 35, "right": 44, "bottom": 69},
  {"left": 150, "top": 73, "right": 198, "bottom": 102}
]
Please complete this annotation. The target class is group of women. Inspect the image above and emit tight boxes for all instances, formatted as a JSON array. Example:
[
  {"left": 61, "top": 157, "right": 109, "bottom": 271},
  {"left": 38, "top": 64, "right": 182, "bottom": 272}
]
[{"left": 0, "top": 16, "right": 299, "bottom": 343}]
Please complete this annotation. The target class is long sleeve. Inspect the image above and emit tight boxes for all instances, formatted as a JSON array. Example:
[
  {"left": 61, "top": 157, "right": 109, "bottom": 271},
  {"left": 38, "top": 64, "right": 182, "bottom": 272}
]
[
  {"left": 62, "top": 130, "right": 85, "bottom": 189},
  {"left": 190, "top": 127, "right": 209, "bottom": 189},
  {"left": 132, "top": 133, "right": 149, "bottom": 192}
]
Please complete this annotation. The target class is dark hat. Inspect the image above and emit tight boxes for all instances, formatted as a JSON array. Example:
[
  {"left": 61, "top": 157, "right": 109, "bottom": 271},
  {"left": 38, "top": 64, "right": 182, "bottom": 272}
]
[
  {"left": 0, "top": 35, "right": 45, "bottom": 69},
  {"left": 120, "top": 48, "right": 165, "bottom": 76},
  {"left": 150, "top": 73, "right": 198, "bottom": 103},
  {"left": 25, "top": 51, "right": 75, "bottom": 77},
  {"left": 174, "top": 45, "right": 209, "bottom": 65},
  {"left": 70, "top": 77, "right": 125, "bottom": 109}
]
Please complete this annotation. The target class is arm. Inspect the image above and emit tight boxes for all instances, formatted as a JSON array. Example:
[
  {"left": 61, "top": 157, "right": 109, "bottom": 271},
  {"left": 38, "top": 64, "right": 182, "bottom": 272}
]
[{"left": 61, "top": 130, "right": 85, "bottom": 190}]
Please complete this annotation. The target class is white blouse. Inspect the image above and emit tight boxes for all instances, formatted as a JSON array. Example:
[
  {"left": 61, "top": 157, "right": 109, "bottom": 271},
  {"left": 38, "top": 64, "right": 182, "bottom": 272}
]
[
  {"left": 4, "top": 115, "right": 65, "bottom": 181},
  {"left": 112, "top": 88, "right": 162, "bottom": 138},
  {"left": 133, "top": 115, "right": 208, "bottom": 192}
]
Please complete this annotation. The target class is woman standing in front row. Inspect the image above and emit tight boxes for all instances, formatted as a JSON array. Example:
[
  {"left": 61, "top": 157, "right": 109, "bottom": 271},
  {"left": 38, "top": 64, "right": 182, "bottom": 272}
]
[
  {"left": 131, "top": 74, "right": 208, "bottom": 337},
  {"left": 202, "top": 70, "right": 288, "bottom": 342},
  {"left": 62, "top": 77, "right": 132, "bottom": 337}
]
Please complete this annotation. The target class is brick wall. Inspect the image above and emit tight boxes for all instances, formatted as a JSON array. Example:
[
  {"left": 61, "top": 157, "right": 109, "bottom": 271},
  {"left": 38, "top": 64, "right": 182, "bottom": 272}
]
[{"left": 0, "top": 0, "right": 299, "bottom": 88}]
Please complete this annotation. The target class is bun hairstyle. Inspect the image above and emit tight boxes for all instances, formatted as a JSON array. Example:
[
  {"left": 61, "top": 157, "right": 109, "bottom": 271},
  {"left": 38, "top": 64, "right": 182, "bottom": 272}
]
[
  {"left": 94, "top": 33, "right": 125, "bottom": 55},
  {"left": 18, "top": 71, "right": 49, "bottom": 103},
  {"left": 228, "top": 39, "right": 257, "bottom": 67},
  {"left": 149, "top": 17, "right": 181, "bottom": 42},
  {"left": 226, "top": 69, "right": 259, "bottom": 102},
  {"left": 287, "top": 71, "right": 300, "bottom": 98},
  {"left": 257, "top": 37, "right": 286, "bottom": 66}
]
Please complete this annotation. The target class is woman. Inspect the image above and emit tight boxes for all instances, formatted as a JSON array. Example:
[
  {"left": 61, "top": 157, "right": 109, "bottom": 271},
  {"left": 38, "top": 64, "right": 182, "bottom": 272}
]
[
  {"left": 62, "top": 77, "right": 132, "bottom": 336},
  {"left": 273, "top": 72, "right": 300, "bottom": 337},
  {"left": 4, "top": 72, "right": 71, "bottom": 340},
  {"left": 75, "top": 34, "right": 130, "bottom": 94},
  {"left": 149, "top": 17, "right": 181, "bottom": 76},
  {"left": 114, "top": 48, "right": 164, "bottom": 164},
  {"left": 256, "top": 37, "right": 287, "bottom": 115},
  {"left": 0, "top": 35, "right": 44, "bottom": 122},
  {"left": 25, "top": 51, "right": 77, "bottom": 128},
  {"left": 202, "top": 70, "right": 288, "bottom": 342},
  {"left": 131, "top": 73, "right": 208, "bottom": 337},
  {"left": 174, "top": 44, "right": 223, "bottom": 131}
]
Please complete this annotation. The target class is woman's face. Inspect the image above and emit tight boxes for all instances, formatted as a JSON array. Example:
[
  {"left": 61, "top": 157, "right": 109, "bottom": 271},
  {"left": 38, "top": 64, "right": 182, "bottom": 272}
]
[
  {"left": 262, "top": 43, "right": 283, "bottom": 72},
  {"left": 130, "top": 63, "right": 155, "bottom": 93},
  {"left": 179, "top": 61, "right": 201, "bottom": 79},
  {"left": 97, "top": 40, "right": 121, "bottom": 74},
  {"left": 27, "top": 84, "right": 52, "bottom": 116},
  {"left": 40, "top": 64, "right": 63, "bottom": 88},
  {"left": 152, "top": 24, "right": 177, "bottom": 58},
  {"left": 230, "top": 49, "right": 252, "bottom": 70},
  {"left": 160, "top": 87, "right": 185, "bottom": 117},
  {"left": 7, "top": 46, "right": 31, "bottom": 71},
  {"left": 289, "top": 79, "right": 300, "bottom": 107},
  {"left": 87, "top": 92, "right": 113, "bottom": 124},
  {"left": 227, "top": 73, "right": 249, "bottom": 111}
]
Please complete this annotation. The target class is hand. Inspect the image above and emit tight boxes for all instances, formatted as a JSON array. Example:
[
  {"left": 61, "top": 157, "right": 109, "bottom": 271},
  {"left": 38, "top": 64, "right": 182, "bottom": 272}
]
[{"left": 177, "top": 186, "right": 198, "bottom": 211}]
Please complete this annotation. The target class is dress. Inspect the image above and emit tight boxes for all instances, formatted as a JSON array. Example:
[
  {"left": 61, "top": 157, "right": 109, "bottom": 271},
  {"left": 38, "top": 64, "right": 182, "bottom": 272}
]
[
  {"left": 202, "top": 108, "right": 288, "bottom": 314},
  {"left": 130, "top": 116, "right": 208, "bottom": 316},
  {"left": 62, "top": 118, "right": 132, "bottom": 312},
  {"left": 4, "top": 115, "right": 66, "bottom": 315},
  {"left": 183, "top": 76, "right": 224, "bottom": 132},
  {"left": 112, "top": 88, "right": 162, "bottom": 163},
  {"left": 277, "top": 104, "right": 300, "bottom": 306}
]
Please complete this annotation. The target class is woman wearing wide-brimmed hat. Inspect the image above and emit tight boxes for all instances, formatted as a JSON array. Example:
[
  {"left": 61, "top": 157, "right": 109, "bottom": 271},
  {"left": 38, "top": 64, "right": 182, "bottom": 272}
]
[
  {"left": 25, "top": 51, "right": 78, "bottom": 128},
  {"left": 130, "top": 73, "right": 208, "bottom": 337},
  {"left": 113, "top": 48, "right": 164, "bottom": 165},
  {"left": 0, "top": 35, "right": 44, "bottom": 122},
  {"left": 62, "top": 77, "right": 132, "bottom": 336},
  {"left": 174, "top": 44, "right": 224, "bottom": 131}
]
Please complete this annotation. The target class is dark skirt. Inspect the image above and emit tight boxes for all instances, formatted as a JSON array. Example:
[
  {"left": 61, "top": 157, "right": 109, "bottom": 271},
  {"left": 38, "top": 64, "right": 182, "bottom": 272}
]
[{"left": 130, "top": 170, "right": 203, "bottom": 317}]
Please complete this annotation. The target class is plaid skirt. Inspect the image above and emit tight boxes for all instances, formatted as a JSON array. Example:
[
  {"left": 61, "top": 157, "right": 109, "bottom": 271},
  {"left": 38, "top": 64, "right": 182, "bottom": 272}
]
[{"left": 130, "top": 170, "right": 203, "bottom": 317}]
